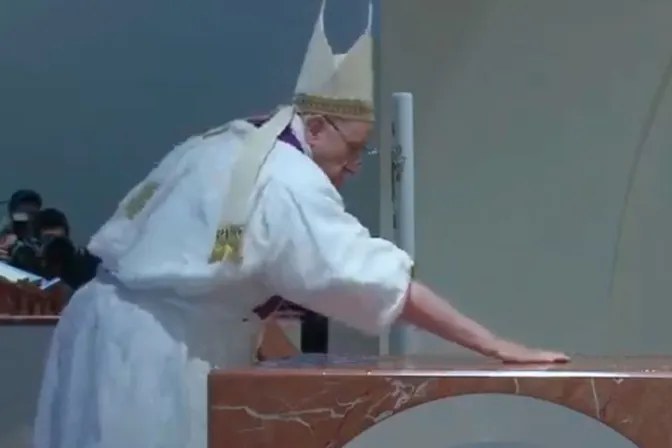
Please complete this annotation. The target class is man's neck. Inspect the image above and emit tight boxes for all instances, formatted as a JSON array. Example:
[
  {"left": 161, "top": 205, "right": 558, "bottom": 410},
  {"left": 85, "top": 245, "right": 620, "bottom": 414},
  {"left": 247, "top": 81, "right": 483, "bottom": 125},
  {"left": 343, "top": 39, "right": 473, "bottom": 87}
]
[{"left": 247, "top": 112, "right": 311, "bottom": 157}]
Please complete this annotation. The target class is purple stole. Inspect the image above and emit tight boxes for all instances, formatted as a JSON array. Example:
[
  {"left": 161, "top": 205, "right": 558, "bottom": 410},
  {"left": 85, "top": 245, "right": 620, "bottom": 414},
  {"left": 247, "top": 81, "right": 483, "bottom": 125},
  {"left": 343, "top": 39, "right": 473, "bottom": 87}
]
[
  {"left": 248, "top": 117, "right": 310, "bottom": 320},
  {"left": 248, "top": 117, "right": 303, "bottom": 151}
]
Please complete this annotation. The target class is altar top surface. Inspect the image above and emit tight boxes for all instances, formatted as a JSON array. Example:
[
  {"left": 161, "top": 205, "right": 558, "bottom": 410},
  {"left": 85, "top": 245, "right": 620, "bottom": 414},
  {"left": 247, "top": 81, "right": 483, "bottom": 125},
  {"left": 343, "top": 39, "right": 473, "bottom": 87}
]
[{"left": 211, "top": 354, "right": 672, "bottom": 379}]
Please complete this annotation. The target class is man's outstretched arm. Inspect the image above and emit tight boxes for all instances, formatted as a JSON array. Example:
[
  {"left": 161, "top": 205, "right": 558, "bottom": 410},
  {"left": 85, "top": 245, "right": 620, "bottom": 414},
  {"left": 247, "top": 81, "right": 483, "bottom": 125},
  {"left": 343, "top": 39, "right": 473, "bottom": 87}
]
[
  {"left": 250, "top": 180, "right": 568, "bottom": 364},
  {"left": 399, "top": 281, "right": 569, "bottom": 363}
]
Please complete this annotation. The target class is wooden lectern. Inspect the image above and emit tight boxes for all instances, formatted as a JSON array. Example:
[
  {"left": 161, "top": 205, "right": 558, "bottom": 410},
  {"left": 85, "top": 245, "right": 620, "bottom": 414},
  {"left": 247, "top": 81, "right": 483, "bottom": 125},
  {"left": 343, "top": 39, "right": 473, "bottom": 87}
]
[
  {"left": 0, "top": 277, "right": 70, "bottom": 323},
  {"left": 208, "top": 355, "right": 672, "bottom": 448}
]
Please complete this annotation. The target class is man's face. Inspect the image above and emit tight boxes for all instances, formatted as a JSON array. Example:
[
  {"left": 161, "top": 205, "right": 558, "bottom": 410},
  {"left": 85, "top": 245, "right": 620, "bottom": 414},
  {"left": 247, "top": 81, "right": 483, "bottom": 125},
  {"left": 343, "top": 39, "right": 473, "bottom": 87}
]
[
  {"left": 10, "top": 203, "right": 40, "bottom": 239},
  {"left": 303, "top": 116, "right": 372, "bottom": 188},
  {"left": 13, "top": 200, "right": 40, "bottom": 216},
  {"left": 41, "top": 227, "right": 68, "bottom": 238}
]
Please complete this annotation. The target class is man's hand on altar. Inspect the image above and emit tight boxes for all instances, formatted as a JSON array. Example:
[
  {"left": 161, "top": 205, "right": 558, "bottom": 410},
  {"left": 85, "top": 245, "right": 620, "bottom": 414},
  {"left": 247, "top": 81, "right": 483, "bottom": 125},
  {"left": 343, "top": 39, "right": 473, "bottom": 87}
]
[
  {"left": 491, "top": 340, "right": 570, "bottom": 364},
  {"left": 399, "top": 282, "right": 570, "bottom": 365}
]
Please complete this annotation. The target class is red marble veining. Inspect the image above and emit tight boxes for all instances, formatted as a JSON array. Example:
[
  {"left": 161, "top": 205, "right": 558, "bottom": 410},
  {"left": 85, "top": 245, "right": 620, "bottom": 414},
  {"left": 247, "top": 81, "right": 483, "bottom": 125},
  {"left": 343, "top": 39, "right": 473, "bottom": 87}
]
[{"left": 208, "top": 355, "right": 672, "bottom": 447}]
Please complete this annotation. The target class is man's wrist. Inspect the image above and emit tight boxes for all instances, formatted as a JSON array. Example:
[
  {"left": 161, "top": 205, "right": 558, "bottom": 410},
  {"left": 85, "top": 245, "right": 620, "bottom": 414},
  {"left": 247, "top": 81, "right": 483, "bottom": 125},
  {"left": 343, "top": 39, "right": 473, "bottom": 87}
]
[{"left": 471, "top": 333, "right": 503, "bottom": 357}]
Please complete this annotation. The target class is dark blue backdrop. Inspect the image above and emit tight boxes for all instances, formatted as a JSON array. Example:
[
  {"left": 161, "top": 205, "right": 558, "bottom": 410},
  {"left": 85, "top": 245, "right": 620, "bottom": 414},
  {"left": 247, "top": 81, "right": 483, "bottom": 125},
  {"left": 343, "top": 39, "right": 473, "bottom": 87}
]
[{"left": 0, "top": 0, "right": 380, "bottom": 241}]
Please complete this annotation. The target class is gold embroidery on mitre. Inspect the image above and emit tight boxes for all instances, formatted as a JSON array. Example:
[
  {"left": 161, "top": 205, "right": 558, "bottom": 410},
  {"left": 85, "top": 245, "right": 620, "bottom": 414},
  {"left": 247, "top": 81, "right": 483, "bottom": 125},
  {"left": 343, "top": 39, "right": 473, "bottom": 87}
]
[
  {"left": 124, "top": 181, "right": 160, "bottom": 219},
  {"left": 209, "top": 225, "right": 244, "bottom": 263},
  {"left": 293, "top": 94, "right": 374, "bottom": 122}
]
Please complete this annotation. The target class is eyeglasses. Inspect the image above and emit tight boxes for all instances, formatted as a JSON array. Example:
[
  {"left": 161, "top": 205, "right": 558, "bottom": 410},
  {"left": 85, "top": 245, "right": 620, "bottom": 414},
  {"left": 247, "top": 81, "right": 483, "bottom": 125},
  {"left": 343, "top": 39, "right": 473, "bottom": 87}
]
[{"left": 323, "top": 116, "right": 378, "bottom": 157}]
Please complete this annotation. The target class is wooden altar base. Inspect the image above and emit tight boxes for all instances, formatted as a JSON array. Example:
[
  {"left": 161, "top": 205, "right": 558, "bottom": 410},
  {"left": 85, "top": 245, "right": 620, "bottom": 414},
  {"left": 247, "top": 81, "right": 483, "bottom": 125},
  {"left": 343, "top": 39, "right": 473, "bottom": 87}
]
[{"left": 208, "top": 355, "right": 672, "bottom": 448}]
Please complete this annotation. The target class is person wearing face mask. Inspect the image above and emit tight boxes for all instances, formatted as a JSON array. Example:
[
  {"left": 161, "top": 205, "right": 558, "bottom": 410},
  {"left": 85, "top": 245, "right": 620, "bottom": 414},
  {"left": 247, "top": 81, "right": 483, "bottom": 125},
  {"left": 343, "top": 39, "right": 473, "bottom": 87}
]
[
  {"left": 33, "top": 3, "right": 568, "bottom": 447},
  {"left": 0, "top": 189, "right": 42, "bottom": 267}
]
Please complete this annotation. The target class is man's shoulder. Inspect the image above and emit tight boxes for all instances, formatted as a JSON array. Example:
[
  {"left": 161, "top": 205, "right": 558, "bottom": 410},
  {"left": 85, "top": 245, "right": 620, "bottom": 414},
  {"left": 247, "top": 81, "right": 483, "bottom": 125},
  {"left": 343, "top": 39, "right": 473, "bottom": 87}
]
[
  {"left": 262, "top": 142, "right": 338, "bottom": 200},
  {"left": 170, "top": 119, "right": 252, "bottom": 159},
  {"left": 149, "top": 119, "right": 255, "bottom": 181},
  {"left": 169, "top": 119, "right": 339, "bottom": 203},
  {"left": 195, "top": 119, "right": 256, "bottom": 142}
]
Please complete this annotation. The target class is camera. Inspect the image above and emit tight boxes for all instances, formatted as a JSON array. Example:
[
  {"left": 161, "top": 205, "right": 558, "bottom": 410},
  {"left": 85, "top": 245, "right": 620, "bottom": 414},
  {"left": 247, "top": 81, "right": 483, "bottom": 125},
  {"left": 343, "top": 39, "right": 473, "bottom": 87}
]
[
  {"left": 7, "top": 237, "right": 42, "bottom": 273},
  {"left": 6, "top": 207, "right": 71, "bottom": 278},
  {"left": 4, "top": 203, "right": 100, "bottom": 289}
]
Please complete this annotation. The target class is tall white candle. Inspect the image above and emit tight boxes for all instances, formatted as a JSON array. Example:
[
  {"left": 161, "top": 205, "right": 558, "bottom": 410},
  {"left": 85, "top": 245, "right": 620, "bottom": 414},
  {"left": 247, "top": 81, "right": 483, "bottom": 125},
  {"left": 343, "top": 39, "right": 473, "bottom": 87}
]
[{"left": 389, "top": 92, "right": 416, "bottom": 356}]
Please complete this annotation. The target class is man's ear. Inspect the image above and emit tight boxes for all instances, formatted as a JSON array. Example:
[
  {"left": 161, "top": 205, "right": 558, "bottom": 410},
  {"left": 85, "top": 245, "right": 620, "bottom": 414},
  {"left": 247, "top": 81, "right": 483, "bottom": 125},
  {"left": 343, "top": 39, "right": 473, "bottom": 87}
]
[{"left": 303, "top": 115, "right": 327, "bottom": 138}]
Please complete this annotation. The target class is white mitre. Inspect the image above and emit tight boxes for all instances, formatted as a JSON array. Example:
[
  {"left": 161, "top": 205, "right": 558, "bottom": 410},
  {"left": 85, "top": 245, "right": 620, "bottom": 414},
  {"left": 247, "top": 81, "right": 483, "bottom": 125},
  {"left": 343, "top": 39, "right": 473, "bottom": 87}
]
[{"left": 293, "top": 1, "right": 374, "bottom": 122}]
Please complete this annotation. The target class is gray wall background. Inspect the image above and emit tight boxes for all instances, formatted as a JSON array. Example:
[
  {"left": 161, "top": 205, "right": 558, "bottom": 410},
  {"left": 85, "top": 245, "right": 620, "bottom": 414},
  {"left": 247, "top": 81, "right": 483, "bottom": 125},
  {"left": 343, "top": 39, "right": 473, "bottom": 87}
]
[
  {"left": 367, "top": 0, "right": 672, "bottom": 446},
  {"left": 379, "top": 0, "right": 672, "bottom": 357}
]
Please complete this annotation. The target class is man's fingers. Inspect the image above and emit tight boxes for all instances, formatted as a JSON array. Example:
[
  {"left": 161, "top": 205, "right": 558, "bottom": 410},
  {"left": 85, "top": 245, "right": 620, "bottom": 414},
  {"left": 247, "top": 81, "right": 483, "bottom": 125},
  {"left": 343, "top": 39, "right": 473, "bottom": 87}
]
[{"left": 550, "top": 352, "right": 570, "bottom": 363}]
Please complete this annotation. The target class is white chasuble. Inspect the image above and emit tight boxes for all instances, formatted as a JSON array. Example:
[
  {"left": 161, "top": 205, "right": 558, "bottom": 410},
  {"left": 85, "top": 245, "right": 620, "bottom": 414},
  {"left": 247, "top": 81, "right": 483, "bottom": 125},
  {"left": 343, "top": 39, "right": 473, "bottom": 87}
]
[{"left": 33, "top": 114, "right": 412, "bottom": 448}]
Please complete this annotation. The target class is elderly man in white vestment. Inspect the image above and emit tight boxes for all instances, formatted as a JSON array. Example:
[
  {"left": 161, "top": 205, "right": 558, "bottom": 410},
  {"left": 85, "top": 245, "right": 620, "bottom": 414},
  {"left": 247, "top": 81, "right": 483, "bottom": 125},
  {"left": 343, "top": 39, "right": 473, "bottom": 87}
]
[{"left": 33, "top": 3, "right": 568, "bottom": 448}]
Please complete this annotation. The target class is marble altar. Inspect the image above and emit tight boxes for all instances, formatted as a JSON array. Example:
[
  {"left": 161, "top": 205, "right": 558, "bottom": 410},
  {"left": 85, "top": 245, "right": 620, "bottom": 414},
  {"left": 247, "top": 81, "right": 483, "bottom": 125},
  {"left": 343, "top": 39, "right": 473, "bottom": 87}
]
[{"left": 208, "top": 354, "right": 672, "bottom": 447}]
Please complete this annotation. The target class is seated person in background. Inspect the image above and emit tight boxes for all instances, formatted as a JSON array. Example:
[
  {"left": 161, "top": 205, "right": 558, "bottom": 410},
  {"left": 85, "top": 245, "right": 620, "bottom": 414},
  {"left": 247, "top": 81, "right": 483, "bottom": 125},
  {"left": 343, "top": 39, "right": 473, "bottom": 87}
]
[
  {"left": 0, "top": 189, "right": 43, "bottom": 262},
  {"left": 6, "top": 217, "right": 41, "bottom": 273},
  {"left": 35, "top": 207, "right": 71, "bottom": 244},
  {"left": 35, "top": 208, "right": 101, "bottom": 290},
  {"left": 36, "top": 208, "right": 76, "bottom": 282}
]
